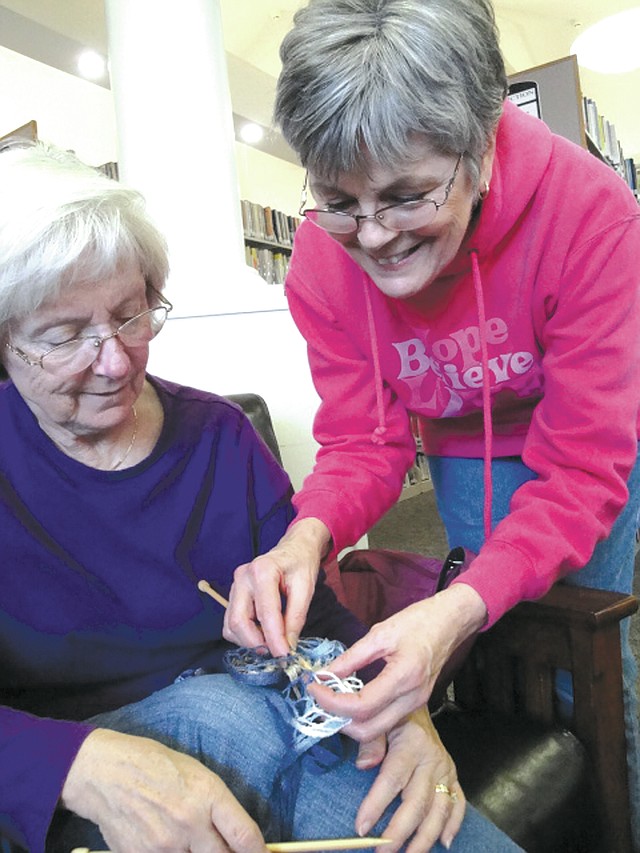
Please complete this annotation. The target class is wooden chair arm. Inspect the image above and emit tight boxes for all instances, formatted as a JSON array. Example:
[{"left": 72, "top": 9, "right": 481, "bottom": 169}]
[
  {"left": 508, "top": 583, "right": 638, "bottom": 628},
  {"left": 453, "top": 584, "right": 638, "bottom": 852}
]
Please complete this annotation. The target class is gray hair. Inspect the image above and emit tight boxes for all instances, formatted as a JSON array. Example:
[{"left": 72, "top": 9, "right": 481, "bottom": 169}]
[
  {"left": 0, "top": 142, "right": 169, "bottom": 350},
  {"left": 275, "top": 0, "right": 507, "bottom": 184}
]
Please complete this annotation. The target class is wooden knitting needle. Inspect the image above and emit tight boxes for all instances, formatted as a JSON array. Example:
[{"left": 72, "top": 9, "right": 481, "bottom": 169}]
[
  {"left": 197, "top": 578, "right": 230, "bottom": 609},
  {"left": 266, "top": 839, "right": 393, "bottom": 851},
  {"left": 73, "top": 604, "right": 388, "bottom": 853},
  {"left": 73, "top": 840, "right": 392, "bottom": 853}
]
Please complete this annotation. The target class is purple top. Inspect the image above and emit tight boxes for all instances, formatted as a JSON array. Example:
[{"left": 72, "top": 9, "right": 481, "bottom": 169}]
[{"left": 0, "top": 376, "right": 363, "bottom": 852}]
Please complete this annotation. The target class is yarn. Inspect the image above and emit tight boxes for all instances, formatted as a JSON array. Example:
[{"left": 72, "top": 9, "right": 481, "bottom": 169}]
[{"left": 223, "top": 637, "right": 363, "bottom": 745}]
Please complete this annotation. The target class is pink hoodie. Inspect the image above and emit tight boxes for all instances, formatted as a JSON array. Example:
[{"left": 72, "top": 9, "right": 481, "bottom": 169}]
[{"left": 285, "top": 100, "right": 640, "bottom": 627}]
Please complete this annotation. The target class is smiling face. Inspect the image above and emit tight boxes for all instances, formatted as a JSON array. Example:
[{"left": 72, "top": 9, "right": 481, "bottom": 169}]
[
  {"left": 307, "top": 136, "right": 495, "bottom": 304},
  {"left": 3, "top": 264, "right": 150, "bottom": 441}
]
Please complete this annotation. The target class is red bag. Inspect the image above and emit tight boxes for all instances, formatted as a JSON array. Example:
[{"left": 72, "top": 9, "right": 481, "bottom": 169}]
[
  {"left": 337, "top": 546, "right": 473, "bottom": 625},
  {"left": 330, "top": 546, "right": 477, "bottom": 707}
]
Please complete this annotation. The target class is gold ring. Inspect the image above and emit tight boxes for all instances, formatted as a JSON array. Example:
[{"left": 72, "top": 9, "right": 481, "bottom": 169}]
[{"left": 435, "top": 783, "right": 459, "bottom": 802}]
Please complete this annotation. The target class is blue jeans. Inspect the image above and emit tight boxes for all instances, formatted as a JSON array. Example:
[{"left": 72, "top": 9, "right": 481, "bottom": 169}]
[
  {"left": 46, "top": 674, "right": 522, "bottom": 852},
  {"left": 429, "top": 451, "right": 640, "bottom": 850}
]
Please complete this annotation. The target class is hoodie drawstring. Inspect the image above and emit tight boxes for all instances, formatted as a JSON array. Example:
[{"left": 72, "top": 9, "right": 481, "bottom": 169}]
[
  {"left": 364, "top": 277, "right": 388, "bottom": 445},
  {"left": 470, "top": 250, "right": 494, "bottom": 542}
]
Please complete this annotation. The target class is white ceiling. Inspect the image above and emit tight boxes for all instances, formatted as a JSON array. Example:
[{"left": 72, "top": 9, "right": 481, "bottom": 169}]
[{"left": 1, "top": 0, "right": 639, "bottom": 160}]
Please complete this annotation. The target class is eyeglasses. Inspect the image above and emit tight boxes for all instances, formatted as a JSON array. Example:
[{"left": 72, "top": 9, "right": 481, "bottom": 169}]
[
  {"left": 6, "top": 288, "right": 173, "bottom": 377},
  {"left": 300, "top": 153, "right": 463, "bottom": 236}
]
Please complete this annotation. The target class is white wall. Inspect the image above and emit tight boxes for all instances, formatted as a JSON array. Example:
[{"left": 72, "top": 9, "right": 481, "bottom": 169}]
[{"left": 0, "top": 45, "right": 117, "bottom": 165}]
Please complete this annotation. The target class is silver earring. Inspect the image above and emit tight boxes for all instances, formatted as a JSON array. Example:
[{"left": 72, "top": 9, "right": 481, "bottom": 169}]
[{"left": 479, "top": 181, "right": 490, "bottom": 200}]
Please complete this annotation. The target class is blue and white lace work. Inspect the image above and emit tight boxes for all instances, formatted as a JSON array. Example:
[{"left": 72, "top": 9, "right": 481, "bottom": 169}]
[
  {"left": 174, "top": 637, "right": 364, "bottom": 840},
  {"left": 223, "top": 637, "right": 363, "bottom": 751}
]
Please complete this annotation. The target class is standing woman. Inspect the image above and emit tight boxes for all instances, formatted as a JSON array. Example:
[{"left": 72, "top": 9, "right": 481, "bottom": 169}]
[{"left": 224, "top": 0, "right": 640, "bottom": 845}]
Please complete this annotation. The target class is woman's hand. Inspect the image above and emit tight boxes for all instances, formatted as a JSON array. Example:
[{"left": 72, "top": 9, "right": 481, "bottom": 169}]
[
  {"left": 224, "top": 518, "right": 332, "bottom": 656},
  {"left": 310, "top": 584, "right": 487, "bottom": 741},
  {"left": 61, "top": 728, "right": 268, "bottom": 853},
  {"left": 355, "top": 709, "right": 465, "bottom": 852}
]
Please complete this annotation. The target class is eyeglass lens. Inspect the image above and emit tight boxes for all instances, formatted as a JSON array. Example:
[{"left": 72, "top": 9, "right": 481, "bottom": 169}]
[
  {"left": 306, "top": 201, "right": 439, "bottom": 235},
  {"left": 304, "top": 153, "right": 462, "bottom": 235},
  {"left": 41, "top": 306, "right": 168, "bottom": 374}
]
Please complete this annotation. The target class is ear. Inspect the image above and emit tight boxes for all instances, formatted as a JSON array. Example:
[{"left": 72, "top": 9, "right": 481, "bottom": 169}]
[{"left": 479, "top": 129, "right": 498, "bottom": 189}]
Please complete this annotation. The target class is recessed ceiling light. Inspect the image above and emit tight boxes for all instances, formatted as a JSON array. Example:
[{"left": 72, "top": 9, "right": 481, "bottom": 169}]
[
  {"left": 571, "top": 8, "right": 640, "bottom": 74},
  {"left": 77, "top": 50, "right": 107, "bottom": 81},
  {"left": 239, "top": 123, "right": 264, "bottom": 144}
]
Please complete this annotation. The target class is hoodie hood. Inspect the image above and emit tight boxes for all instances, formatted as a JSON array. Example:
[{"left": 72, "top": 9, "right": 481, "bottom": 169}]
[{"left": 439, "top": 99, "right": 554, "bottom": 278}]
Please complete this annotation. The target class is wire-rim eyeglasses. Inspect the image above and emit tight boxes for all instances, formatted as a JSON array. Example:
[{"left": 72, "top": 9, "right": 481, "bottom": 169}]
[
  {"left": 5, "top": 287, "right": 173, "bottom": 377},
  {"left": 299, "top": 153, "right": 463, "bottom": 236}
]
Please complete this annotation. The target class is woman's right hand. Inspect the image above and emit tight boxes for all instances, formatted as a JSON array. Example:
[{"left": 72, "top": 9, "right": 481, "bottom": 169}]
[
  {"left": 61, "top": 728, "right": 268, "bottom": 853},
  {"left": 224, "top": 517, "right": 332, "bottom": 656},
  {"left": 310, "top": 584, "right": 487, "bottom": 743}
]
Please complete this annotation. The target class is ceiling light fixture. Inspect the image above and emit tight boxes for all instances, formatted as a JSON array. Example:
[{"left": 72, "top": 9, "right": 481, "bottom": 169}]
[
  {"left": 571, "top": 7, "right": 640, "bottom": 74},
  {"left": 239, "top": 122, "right": 264, "bottom": 145},
  {"left": 77, "top": 49, "right": 107, "bottom": 81}
]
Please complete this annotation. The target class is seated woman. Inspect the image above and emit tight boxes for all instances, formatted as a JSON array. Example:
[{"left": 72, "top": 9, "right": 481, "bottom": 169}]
[{"left": 0, "top": 143, "right": 521, "bottom": 853}]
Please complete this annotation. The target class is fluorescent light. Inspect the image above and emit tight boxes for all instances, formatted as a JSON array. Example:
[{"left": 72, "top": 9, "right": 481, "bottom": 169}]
[
  {"left": 239, "top": 122, "right": 264, "bottom": 144},
  {"left": 571, "top": 8, "right": 640, "bottom": 74},
  {"left": 77, "top": 50, "right": 107, "bottom": 81}
]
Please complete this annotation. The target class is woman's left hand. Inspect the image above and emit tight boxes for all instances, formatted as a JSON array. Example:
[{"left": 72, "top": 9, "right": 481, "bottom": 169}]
[
  {"left": 310, "top": 584, "right": 487, "bottom": 741},
  {"left": 354, "top": 708, "right": 465, "bottom": 852}
]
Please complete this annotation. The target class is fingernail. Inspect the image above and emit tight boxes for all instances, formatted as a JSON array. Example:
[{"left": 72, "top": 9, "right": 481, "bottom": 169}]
[
  {"left": 443, "top": 834, "right": 453, "bottom": 850},
  {"left": 357, "top": 820, "right": 371, "bottom": 837},
  {"left": 287, "top": 633, "right": 298, "bottom": 651}
]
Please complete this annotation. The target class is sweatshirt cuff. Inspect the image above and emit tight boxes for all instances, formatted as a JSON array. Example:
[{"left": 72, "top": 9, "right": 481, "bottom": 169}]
[
  {"left": 2, "top": 712, "right": 94, "bottom": 852},
  {"left": 450, "top": 540, "right": 545, "bottom": 628}
]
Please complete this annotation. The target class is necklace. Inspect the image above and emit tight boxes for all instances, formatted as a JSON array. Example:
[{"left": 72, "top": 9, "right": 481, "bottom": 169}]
[{"left": 111, "top": 404, "right": 138, "bottom": 470}]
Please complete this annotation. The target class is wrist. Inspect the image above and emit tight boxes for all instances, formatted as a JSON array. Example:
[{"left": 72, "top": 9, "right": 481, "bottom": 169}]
[
  {"left": 285, "top": 516, "right": 333, "bottom": 560},
  {"left": 437, "top": 582, "right": 488, "bottom": 637},
  {"left": 60, "top": 728, "right": 108, "bottom": 814}
]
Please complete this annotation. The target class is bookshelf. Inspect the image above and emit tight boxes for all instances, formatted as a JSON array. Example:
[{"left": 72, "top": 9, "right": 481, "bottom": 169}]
[
  {"left": 98, "top": 161, "right": 120, "bottom": 180},
  {"left": 581, "top": 101, "right": 638, "bottom": 197},
  {"left": 507, "top": 56, "right": 638, "bottom": 199},
  {"left": 0, "top": 119, "right": 37, "bottom": 148},
  {"left": 241, "top": 199, "right": 301, "bottom": 285},
  {"left": 0, "top": 121, "right": 120, "bottom": 185},
  {"left": 401, "top": 415, "right": 433, "bottom": 500}
]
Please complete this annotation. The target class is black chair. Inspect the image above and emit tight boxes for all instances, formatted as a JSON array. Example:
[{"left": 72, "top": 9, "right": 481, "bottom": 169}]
[
  {"left": 433, "top": 583, "right": 637, "bottom": 852},
  {"left": 225, "top": 392, "right": 283, "bottom": 466}
]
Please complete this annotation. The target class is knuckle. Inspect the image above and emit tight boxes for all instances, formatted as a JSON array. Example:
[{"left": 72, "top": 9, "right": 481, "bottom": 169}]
[
  {"left": 383, "top": 766, "right": 408, "bottom": 794},
  {"left": 225, "top": 820, "right": 263, "bottom": 851},
  {"left": 221, "top": 623, "right": 235, "bottom": 643},
  {"left": 224, "top": 612, "right": 241, "bottom": 633},
  {"left": 233, "top": 562, "right": 250, "bottom": 583}
]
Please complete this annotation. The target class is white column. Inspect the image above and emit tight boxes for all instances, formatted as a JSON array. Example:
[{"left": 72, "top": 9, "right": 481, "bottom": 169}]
[
  {"left": 104, "top": 0, "right": 279, "bottom": 317},
  {"left": 103, "top": 0, "right": 322, "bottom": 505}
]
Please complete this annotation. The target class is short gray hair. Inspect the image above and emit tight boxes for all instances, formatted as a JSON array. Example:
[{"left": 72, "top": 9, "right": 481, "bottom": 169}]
[
  {"left": 275, "top": 0, "right": 507, "bottom": 183},
  {"left": 0, "top": 142, "right": 169, "bottom": 341}
]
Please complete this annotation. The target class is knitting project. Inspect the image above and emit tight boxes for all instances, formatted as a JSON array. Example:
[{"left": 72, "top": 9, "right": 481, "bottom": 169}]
[{"left": 223, "top": 637, "right": 363, "bottom": 748}]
